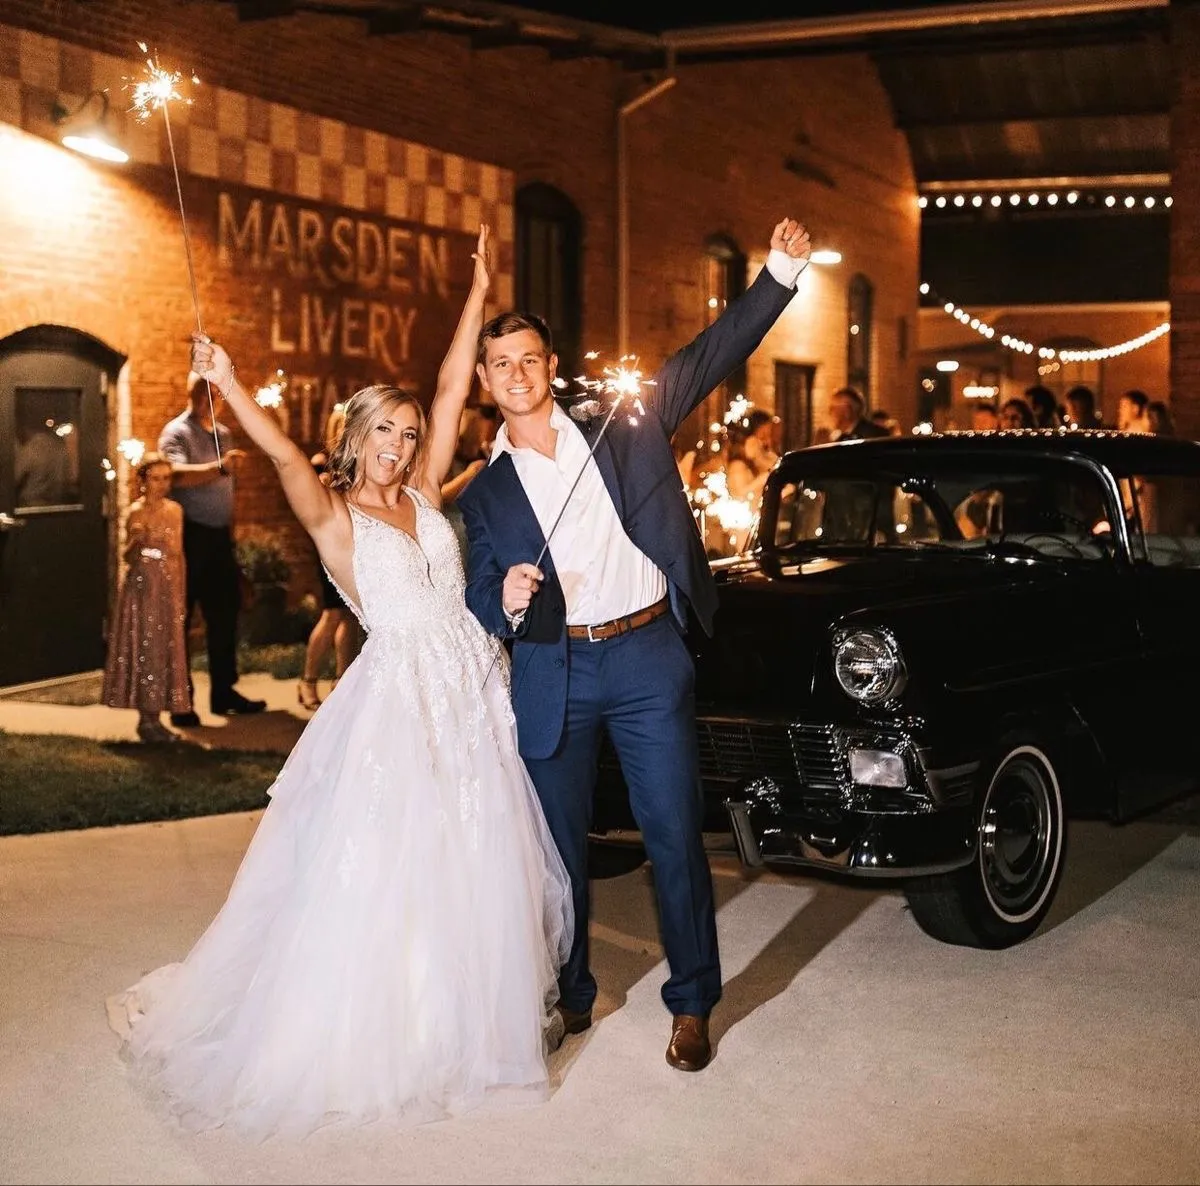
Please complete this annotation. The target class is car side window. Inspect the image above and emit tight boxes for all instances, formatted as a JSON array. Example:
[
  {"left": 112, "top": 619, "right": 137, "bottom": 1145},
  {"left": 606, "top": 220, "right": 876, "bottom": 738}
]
[
  {"left": 775, "top": 479, "right": 877, "bottom": 546},
  {"left": 1125, "top": 472, "right": 1200, "bottom": 568}
]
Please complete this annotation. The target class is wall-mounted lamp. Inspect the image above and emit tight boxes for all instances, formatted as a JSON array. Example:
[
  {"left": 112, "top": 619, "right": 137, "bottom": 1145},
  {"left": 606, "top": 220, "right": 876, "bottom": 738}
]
[
  {"left": 51, "top": 91, "right": 129, "bottom": 164},
  {"left": 809, "top": 249, "right": 842, "bottom": 265}
]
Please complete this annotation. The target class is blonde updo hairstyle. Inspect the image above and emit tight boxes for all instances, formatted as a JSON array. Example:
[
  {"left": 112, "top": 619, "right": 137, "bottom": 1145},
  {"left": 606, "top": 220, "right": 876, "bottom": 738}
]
[{"left": 324, "top": 384, "right": 428, "bottom": 494}]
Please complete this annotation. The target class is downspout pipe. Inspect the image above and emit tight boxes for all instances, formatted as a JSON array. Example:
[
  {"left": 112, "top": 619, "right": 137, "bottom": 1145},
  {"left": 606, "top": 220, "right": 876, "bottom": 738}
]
[{"left": 618, "top": 57, "right": 676, "bottom": 357}]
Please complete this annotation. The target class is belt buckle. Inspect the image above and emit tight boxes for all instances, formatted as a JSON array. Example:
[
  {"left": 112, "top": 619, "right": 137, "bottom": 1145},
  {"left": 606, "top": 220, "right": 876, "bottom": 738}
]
[{"left": 586, "top": 622, "right": 600, "bottom": 643}]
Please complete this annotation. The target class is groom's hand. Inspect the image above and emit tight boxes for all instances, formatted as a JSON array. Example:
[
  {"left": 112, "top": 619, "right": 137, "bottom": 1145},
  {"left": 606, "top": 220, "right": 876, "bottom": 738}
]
[
  {"left": 771, "top": 217, "right": 811, "bottom": 264},
  {"left": 502, "top": 562, "right": 543, "bottom": 618}
]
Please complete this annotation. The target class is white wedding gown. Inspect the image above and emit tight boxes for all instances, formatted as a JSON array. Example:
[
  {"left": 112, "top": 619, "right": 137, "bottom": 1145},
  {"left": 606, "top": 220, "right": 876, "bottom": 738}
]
[{"left": 107, "top": 488, "right": 573, "bottom": 1139}]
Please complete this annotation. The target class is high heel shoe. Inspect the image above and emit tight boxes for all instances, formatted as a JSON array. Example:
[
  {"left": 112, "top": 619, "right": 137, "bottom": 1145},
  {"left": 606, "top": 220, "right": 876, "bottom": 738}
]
[{"left": 297, "top": 678, "right": 322, "bottom": 710}]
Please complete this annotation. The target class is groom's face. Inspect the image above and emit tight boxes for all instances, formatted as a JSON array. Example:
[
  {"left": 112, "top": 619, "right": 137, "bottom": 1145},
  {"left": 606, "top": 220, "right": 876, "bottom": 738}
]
[{"left": 476, "top": 329, "right": 558, "bottom": 422}]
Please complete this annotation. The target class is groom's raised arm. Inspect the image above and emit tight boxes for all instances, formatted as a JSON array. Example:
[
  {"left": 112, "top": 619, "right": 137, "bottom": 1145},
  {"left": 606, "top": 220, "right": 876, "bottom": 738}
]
[{"left": 653, "top": 217, "right": 811, "bottom": 436}]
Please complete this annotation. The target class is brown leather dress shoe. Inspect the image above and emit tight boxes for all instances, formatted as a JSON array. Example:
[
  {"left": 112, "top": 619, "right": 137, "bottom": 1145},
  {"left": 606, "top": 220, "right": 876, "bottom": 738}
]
[{"left": 665, "top": 1014, "right": 711, "bottom": 1072}]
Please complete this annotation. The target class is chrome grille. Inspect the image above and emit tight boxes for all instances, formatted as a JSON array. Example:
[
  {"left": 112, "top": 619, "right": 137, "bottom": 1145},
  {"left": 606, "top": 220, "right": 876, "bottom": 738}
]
[
  {"left": 598, "top": 718, "right": 844, "bottom": 790},
  {"left": 789, "top": 724, "right": 842, "bottom": 790},
  {"left": 696, "top": 719, "right": 797, "bottom": 782}
]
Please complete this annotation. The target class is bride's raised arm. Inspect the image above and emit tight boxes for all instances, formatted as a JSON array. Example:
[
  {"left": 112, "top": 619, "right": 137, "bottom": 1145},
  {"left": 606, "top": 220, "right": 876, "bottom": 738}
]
[
  {"left": 189, "top": 334, "right": 342, "bottom": 545},
  {"left": 414, "top": 223, "right": 491, "bottom": 505}
]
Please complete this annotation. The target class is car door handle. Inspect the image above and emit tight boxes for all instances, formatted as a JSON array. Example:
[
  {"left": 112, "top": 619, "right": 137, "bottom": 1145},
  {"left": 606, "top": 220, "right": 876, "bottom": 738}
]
[{"left": 0, "top": 513, "right": 25, "bottom": 531}]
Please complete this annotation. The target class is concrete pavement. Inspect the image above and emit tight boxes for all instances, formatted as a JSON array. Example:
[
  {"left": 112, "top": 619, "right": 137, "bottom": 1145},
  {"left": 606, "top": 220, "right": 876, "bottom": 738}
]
[
  {"left": 0, "top": 669, "right": 312, "bottom": 753},
  {"left": 1, "top": 673, "right": 1199, "bottom": 1183}
]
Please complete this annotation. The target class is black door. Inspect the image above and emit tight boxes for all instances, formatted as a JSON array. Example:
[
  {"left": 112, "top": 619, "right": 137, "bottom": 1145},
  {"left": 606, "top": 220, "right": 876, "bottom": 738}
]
[{"left": 0, "top": 327, "right": 121, "bottom": 686}]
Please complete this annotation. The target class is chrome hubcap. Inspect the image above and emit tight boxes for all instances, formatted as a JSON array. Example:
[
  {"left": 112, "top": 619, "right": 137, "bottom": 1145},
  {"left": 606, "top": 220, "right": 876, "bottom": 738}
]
[{"left": 980, "top": 754, "right": 1057, "bottom": 918}]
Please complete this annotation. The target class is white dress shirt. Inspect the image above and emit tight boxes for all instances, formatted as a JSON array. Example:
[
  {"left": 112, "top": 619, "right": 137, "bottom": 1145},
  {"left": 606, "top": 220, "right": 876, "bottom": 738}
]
[{"left": 491, "top": 247, "right": 806, "bottom": 628}]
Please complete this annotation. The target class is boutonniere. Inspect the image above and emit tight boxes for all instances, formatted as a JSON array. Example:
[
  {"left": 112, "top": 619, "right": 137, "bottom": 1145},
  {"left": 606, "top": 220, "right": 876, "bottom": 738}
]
[
  {"left": 567, "top": 397, "right": 604, "bottom": 423},
  {"left": 557, "top": 352, "right": 655, "bottom": 427}
]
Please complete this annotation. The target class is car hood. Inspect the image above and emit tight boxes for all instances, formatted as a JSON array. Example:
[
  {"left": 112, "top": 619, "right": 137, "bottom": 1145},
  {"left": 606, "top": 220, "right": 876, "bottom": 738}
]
[{"left": 693, "top": 549, "right": 1070, "bottom": 715}]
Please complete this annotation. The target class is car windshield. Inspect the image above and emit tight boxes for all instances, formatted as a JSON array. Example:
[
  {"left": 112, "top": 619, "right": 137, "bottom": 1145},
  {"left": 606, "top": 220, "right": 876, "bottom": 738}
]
[{"left": 768, "top": 458, "right": 1116, "bottom": 562}]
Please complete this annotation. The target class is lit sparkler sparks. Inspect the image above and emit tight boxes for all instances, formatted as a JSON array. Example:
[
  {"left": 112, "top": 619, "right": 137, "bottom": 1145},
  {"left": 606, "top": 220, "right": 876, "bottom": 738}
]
[
  {"left": 536, "top": 353, "right": 653, "bottom": 569},
  {"left": 125, "top": 44, "right": 222, "bottom": 467},
  {"left": 129, "top": 47, "right": 197, "bottom": 121},
  {"left": 116, "top": 437, "right": 146, "bottom": 467},
  {"left": 254, "top": 370, "right": 288, "bottom": 409},
  {"left": 723, "top": 393, "right": 754, "bottom": 428}
]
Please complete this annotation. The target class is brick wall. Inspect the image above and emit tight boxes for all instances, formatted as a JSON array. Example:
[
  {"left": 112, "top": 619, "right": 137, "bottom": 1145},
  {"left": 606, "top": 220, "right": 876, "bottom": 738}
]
[
  {"left": 1171, "top": 0, "right": 1200, "bottom": 440},
  {"left": 0, "top": 0, "right": 919, "bottom": 605}
]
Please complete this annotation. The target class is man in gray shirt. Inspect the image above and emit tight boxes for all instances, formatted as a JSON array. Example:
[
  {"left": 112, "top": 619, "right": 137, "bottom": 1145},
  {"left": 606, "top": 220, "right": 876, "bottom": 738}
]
[{"left": 158, "top": 372, "right": 266, "bottom": 723}]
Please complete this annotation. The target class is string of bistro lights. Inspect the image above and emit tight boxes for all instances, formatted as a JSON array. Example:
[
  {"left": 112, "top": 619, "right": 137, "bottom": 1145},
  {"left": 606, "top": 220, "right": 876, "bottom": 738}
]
[
  {"left": 918, "top": 189, "right": 1173, "bottom": 213},
  {"left": 919, "top": 281, "right": 1172, "bottom": 364}
]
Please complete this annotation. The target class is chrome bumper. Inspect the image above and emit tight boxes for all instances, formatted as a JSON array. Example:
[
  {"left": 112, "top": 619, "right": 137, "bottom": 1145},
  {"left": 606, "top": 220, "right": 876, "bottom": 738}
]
[{"left": 723, "top": 787, "right": 976, "bottom": 878}]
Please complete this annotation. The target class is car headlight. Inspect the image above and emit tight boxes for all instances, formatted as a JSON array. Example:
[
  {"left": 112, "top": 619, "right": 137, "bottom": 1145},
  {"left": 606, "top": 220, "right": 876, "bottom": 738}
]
[{"left": 832, "top": 628, "right": 907, "bottom": 704}]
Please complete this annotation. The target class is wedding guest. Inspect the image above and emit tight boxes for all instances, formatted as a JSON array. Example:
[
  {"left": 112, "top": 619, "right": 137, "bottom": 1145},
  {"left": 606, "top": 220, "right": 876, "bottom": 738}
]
[
  {"left": 1117, "top": 389, "right": 1151, "bottom": 433},
  {"left": 441, "top": 404, "right": 499, "bottom": 555},
  {"left": 102, "top": 453, "right": 192, "bottom": 742},
  {"left": 828, "top": 386, "right": 889, "bottom": 440},
  {"left": 1065, "top": 384, "right": 1103, "bottom": 429},
  {"left": 158, "top": 374, "right": 265, "bottom": 722},
  {"left": 1025, "top": 384, "right": 1062, "bottom": 429},
  {"left": 1146, "top": 400, "right": 1175, "bottom": 436},
  {"left": 297, "top": 446, "right": 360, "bottom": 710},
  {"left": 999, "top": 398, "right": 1035, "bottom": 429}
]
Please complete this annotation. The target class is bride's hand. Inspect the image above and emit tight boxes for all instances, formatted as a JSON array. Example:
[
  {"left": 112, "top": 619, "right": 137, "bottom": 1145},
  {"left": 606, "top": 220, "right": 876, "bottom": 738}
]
[
  {"left": 471, "top": 223, "right": 491, "bottom": 294},
  {"left": 191, "top": 333, "right": 235, "bottom": 394}
]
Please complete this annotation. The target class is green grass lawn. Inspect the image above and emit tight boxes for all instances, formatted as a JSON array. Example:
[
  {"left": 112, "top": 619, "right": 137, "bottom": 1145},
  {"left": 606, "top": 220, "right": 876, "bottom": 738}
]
[
  {"left": 191, "top": 641, "right": 314, "bottom": 680},
  {"left": 0, "top": 731, "right": 283, "bottom": 836}
]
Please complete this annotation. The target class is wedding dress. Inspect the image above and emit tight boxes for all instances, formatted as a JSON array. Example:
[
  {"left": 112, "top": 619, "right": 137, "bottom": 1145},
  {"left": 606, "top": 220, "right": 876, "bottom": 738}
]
[{"left": 107, "top": 488, "right": 573, "bottom": 1139}]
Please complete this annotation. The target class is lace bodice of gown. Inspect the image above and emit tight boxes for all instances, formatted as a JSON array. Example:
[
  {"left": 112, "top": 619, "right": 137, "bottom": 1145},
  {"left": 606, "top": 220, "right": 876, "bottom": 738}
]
[{"left": 329, "top": 488, "right": 469, "bottom": 634}]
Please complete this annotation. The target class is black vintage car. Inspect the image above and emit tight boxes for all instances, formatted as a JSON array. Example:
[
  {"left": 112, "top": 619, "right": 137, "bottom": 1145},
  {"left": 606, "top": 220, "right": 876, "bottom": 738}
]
[{"left": 593, "top": 429, "right": 1200, "bottom": 948}]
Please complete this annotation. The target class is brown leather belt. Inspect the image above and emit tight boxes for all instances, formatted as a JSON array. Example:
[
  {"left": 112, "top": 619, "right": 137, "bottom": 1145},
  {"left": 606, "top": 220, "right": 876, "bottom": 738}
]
[{"left": 567, "top": 596, "right": 669, "bottom": 642}]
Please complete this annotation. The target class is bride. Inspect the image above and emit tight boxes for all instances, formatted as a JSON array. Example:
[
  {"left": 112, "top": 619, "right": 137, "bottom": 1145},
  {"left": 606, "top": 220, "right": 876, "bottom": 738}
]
[{"left": 107, "top": 225, "right": 573, "bottom": 1140}]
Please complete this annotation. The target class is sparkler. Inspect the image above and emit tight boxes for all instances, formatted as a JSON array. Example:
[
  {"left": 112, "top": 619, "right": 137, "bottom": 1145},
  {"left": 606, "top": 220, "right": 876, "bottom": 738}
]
[
  {"left": 116, "top": 437, "right": 147, "bottom": 467},
  {"left": 127, "top": 44, "right": 223, "bottom": 468},
  {"left": 482, "top": 354, "right": 654, "bottom": 686}
]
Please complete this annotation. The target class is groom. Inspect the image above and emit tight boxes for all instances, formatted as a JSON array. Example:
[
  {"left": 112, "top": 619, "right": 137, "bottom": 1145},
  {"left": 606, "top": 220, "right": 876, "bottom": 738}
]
[{"left": 459, "top": 216, "right": 811, "bottom": 1071}]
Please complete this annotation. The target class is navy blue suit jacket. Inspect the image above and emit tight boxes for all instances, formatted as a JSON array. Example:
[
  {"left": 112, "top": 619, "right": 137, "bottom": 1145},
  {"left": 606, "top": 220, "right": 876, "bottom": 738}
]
[{"left": 460, "top": 263, "right": 796, "bottom": 759}]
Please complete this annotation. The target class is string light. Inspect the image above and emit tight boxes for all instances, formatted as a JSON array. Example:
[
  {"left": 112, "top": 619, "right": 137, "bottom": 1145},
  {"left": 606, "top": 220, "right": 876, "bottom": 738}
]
[
  {"left": 922, "top": 281, "right": 1170, "bottom": 360},
  {"left": 919, "top": 187, "right": 1171, "bottom": 212}
]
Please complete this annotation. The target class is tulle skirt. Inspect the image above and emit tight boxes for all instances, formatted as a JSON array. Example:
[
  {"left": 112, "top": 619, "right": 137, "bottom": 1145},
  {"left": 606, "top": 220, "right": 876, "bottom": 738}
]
[{"left": 107, "top": 615, "right": 572, "bottom": 1140}]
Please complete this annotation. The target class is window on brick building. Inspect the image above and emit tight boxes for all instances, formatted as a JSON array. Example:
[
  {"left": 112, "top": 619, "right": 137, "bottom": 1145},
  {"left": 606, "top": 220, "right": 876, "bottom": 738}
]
[
  {"left": 847, "top": 273, "right": 874, "bottom": 404},
  {"left": 684, "top": 234, "right": 747, "bottom": 445},
  {"left": 515, "top": 183, "right": 582, "bottom": 384}
]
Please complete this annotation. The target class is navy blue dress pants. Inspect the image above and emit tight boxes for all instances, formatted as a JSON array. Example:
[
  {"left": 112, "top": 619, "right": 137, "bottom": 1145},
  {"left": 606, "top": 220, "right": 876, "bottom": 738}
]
[{"left": 522, "top": 614, "right": 721, "bottom": 1018}]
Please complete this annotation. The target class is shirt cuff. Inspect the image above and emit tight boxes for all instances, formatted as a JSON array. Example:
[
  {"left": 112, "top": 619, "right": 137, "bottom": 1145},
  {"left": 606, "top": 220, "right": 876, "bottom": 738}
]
[
  {"left": 765, "top": 247, "right": 809, "bottom": 290},
  {"left": 504, "top": 608, "right": 526, "bottom": 632}
]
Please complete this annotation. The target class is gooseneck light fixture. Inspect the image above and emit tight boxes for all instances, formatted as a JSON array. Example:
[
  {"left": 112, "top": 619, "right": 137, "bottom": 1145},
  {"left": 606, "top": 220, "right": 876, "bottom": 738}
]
[{"left": 51, "top": 90, "right": 129, "bottom": 164}]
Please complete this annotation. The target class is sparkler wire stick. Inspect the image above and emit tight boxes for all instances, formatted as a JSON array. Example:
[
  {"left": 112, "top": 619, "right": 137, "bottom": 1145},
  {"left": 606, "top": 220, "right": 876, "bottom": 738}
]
[
  {"left": 481, "top": 393, "right": 628, "bottom": 687},
  {"left": 130, "top": 45, "right": 222, "bottom": 468},
  {"left": 160, "top": 105, "right": 222, "bottom": 469}
]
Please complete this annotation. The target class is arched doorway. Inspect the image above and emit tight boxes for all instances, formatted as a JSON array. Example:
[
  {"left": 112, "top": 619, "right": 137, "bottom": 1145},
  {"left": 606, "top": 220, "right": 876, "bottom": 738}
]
[{"left": 0, "top": 325, "right": 124, "bottom": 686}]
